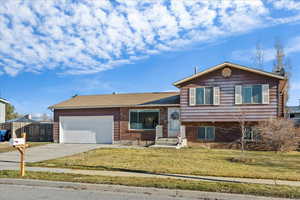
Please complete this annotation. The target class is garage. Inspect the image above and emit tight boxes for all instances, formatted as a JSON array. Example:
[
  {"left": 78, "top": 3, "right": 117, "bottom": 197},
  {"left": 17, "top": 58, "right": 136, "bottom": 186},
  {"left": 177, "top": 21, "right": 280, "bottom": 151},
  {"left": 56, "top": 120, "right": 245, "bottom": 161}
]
[{"left": 59, "top": 116, "right": 113, "bottom": 144}]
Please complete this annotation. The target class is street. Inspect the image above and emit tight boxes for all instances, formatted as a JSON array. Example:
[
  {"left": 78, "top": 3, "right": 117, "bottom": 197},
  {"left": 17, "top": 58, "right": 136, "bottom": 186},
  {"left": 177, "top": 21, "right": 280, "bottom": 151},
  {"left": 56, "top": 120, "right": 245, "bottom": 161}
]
[{"left": 0, "top": 179, "right": 293, "bottom": 200}]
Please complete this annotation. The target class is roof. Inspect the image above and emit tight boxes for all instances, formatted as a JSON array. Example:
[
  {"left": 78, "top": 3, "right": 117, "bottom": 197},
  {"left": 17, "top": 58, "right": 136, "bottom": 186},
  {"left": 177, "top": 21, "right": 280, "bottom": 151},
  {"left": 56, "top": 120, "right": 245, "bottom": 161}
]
[
  {"left": 6, "top": 116, "right": 38, "bottom": 123},
  {"left": 0, "top": 98, "right": 9, "bottom": 104},
  {"left": 50, "top": 92, "right": 180, "bottom": 109},
  {"left": 287, "top": 106, "right": 300, "bottom": 114},
  {"left": 173, "top": 62, "right": 286, "bottom": 86}
]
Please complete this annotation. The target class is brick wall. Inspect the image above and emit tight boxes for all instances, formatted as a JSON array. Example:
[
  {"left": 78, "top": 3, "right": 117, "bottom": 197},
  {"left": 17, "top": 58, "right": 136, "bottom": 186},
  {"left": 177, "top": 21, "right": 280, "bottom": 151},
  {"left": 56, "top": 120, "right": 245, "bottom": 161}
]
[
  {"left": 53, "top": 106, "right": 171, "bottom": 143},
  {"left": 183, "top": 121, "right": 258, "bottom": 143}
]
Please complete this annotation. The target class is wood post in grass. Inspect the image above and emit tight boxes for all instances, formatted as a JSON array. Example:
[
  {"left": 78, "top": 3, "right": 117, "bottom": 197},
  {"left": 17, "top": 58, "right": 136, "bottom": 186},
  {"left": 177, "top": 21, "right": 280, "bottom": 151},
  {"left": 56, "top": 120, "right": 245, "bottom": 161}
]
[{"left": 10, "top": 133, "right": 28, "bottom": 176}]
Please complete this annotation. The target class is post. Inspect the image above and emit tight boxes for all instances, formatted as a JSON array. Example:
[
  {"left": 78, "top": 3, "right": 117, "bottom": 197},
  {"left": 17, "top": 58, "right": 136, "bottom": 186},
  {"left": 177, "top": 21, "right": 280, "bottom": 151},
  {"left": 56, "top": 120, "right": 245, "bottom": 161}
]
[
  {"left": 21, "top": 133, "right": 26, "bottom": 176},
  {"left": 16, "top": 133, "right": 26, "bottom": 176}
]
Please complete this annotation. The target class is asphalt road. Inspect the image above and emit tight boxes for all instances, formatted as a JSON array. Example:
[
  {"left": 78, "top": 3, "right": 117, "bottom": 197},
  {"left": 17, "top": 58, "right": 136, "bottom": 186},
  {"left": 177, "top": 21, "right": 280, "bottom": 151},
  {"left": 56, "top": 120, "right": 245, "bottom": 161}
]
[
  {"left": 0, "top": 179, "right": 293, "bottom": 200},
  {"left": 0, "top": 184, "right": 188, "bottom": 200}
]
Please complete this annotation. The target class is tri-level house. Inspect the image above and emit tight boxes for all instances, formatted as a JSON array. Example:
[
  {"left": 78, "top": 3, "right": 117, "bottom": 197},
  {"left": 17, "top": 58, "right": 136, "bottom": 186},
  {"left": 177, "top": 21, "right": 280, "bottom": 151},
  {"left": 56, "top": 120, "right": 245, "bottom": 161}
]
[{"left": 50, "top": 62, "right": 288, "bottom": 147}]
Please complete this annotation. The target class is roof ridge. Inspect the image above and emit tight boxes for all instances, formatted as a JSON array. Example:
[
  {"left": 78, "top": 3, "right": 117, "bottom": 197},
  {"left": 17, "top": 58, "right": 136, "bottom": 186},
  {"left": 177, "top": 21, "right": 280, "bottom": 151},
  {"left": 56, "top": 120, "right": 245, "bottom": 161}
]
[{"left": 75, "top": 91, "right": 179, "bottom": 97}]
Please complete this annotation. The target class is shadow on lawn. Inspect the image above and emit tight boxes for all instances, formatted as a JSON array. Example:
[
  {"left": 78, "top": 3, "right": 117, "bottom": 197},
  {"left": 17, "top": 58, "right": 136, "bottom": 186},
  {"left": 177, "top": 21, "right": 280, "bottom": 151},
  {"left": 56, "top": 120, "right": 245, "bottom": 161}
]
[{"left": 69, "top": 164, "right": 242, "bottom": 184}]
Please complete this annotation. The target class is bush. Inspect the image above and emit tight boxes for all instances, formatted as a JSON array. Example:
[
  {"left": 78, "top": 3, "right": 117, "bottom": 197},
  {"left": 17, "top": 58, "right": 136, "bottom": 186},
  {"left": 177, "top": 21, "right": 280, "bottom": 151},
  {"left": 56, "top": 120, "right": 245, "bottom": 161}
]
[{"left": 256, "top": 118, "right": 299, "bottom": 152}]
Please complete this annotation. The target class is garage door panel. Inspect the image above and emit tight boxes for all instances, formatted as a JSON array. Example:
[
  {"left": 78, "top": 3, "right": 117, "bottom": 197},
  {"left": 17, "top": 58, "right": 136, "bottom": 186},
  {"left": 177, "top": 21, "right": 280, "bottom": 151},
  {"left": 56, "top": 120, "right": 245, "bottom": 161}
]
[{"left": 60, "top": 116, "right": 113, "bottom": 144}]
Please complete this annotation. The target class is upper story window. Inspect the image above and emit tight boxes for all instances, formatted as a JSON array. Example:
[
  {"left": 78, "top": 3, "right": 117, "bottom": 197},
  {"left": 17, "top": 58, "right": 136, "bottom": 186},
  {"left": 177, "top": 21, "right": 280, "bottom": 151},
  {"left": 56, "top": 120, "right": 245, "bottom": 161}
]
[
  {"left": 129, "top": 109, "right": 159, "bottom": 130},
  {"left": 196, "top": 87, "right": 213, "bottom": 105},
  {"left": 235, "top": 84, "right": 269, "bottom": 105},
  {"left": 189, "top": 87, "right": 220, "bottom": 106},
  {"left": 242, "top": 85, "right": 262, "bottom": 104}
]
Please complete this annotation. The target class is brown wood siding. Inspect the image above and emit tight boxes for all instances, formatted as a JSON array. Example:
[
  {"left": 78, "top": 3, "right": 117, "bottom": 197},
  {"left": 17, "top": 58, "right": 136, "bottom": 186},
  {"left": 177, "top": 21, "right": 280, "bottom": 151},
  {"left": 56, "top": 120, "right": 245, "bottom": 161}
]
[
  {"left": 179, "top": 67, "right": 280, "bottom": 122},
  {"left": 54, "top": 108, "right": 120, "bottom": 142}
]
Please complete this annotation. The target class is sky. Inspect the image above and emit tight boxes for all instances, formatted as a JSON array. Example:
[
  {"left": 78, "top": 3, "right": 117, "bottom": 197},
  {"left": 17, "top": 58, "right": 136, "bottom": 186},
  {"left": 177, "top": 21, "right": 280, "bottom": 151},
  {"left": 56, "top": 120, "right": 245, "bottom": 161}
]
[{"left": 0, "top": 0, "right": 300, "bottom": 119}]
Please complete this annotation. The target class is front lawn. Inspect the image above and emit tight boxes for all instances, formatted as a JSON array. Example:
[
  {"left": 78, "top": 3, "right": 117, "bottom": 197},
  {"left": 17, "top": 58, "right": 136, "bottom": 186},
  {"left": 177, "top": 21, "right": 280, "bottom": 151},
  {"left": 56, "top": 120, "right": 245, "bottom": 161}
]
[
  {"left": 29, "top": 148, "right": 300, "bottom": 181},
  {"left": 1, "top": 170, "right": 300, "bottom": 199},
  {"left": 0, "top": 142, "right": 50, "bottom": 153}
]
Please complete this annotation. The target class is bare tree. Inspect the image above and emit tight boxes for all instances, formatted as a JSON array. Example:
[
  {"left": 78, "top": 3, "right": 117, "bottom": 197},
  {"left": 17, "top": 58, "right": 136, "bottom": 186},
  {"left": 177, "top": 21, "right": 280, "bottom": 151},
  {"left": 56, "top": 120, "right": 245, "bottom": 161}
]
[
  {"left": 234, "top": 109, "right": 248, "bottom": 153},
  {"left": 256, "top": 118, "right": 299, "bottom": 152},
  {"left": 41, "top": 113, "right": 51, "bottom": 121},
  {"left": 273, "top": 39, "right": 285, "bottom": 74},
  {"left": 273, "top": 38, "right": 291, "bottom": 102},
  {"left": 253, "top": 41, "right": 264, "bottom": 70}
]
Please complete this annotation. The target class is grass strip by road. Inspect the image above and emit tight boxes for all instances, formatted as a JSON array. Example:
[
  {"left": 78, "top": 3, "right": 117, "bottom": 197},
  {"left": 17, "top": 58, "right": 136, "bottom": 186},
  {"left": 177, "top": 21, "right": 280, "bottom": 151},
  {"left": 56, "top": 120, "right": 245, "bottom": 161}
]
[
  {"left": 0, "top": 170, "right": 300, "bottom": 199},
  {"left": 0, "top": 142, "right": 50, "bottom": 153},
  {"left": 28, "top": 148, "right": 300, "bottom": 181}
]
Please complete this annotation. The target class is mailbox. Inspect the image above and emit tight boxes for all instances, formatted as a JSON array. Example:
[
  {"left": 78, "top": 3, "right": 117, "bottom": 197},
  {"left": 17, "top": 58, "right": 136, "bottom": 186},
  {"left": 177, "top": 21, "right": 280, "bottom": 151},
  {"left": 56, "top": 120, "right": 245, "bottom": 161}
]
[{"left": 9, "top": 138, "right": 25, "bottom": 146}]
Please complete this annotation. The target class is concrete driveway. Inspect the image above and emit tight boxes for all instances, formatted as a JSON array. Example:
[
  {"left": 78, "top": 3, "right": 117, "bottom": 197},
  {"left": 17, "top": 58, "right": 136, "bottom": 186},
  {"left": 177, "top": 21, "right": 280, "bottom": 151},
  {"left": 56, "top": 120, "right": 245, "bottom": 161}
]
[{"left": 0, "top": 143, "right": 113, "bottom": 170}]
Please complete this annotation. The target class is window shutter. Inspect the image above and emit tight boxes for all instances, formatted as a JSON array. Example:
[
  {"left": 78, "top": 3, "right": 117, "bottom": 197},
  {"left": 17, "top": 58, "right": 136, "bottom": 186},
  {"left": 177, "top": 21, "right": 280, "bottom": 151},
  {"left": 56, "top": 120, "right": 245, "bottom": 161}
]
[
  {"left": 189, "top": 88, "right": 196, "bottom": 106},
  {"left": 262, "top": 84, "right": 269, "bottom": 104},
  {"left": 235, "top": 85, "right": 242, "bottom": 104},
  {"left": 213, "top": 87, "right": 220, "bottom": 105}
]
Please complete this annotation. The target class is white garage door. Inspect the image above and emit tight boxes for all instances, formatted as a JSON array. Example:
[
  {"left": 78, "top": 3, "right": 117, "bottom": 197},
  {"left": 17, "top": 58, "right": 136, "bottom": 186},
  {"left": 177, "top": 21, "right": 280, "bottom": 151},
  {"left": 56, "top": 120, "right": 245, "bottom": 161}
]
[{"left": 59, "top": 116, "right": 113, "bottom": 144}]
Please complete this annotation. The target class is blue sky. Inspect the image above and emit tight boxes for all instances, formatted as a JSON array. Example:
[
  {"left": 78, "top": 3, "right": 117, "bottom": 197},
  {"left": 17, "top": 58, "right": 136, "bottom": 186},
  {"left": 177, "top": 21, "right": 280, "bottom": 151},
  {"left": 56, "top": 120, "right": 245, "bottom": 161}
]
[{"left": 0, "top": 0, "right": 300, "bottom": 118}]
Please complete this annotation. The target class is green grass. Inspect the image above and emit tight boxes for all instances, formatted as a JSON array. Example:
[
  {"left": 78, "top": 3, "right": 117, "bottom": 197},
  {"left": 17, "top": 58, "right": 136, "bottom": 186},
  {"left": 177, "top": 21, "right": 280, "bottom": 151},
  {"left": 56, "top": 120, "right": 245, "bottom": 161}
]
[
  {"left": 0, "top": 142, "right": 51, "bottom": 153},
  {"left": 1, "top": 170, "right": 300, "bottom": 199},
  {"left": 29, "top": 148, "right": 300, "bottom": 181}
]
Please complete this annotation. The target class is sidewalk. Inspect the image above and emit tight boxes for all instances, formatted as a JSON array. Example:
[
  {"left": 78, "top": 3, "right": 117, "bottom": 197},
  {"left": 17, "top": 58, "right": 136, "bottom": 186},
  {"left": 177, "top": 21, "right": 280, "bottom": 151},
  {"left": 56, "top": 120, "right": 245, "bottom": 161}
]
[{"left": 5, "top": 166, "right": 300, "bottom": 187}]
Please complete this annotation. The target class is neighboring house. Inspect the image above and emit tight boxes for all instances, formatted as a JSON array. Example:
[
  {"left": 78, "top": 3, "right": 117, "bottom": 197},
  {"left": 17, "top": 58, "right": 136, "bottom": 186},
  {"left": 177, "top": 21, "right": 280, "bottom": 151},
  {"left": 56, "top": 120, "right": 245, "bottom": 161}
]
[
  {"left": 287, "top": 105, "right": 300, "bottom": 126},
  {"left": 0, "top": 98, "right": 9, "bottom": 123},
  {"left": 50, "top": 62, "right": 288, "bottom": 145},
  {"left": 1, "top": 114, "right": 53, "bottom": 141}
]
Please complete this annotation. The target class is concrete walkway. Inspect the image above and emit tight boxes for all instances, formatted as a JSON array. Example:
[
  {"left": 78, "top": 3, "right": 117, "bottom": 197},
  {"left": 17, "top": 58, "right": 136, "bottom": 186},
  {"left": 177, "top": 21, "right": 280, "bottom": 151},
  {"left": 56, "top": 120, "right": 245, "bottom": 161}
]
[{"left": 5, "top": 166, "right": 300, "bottom": 187}]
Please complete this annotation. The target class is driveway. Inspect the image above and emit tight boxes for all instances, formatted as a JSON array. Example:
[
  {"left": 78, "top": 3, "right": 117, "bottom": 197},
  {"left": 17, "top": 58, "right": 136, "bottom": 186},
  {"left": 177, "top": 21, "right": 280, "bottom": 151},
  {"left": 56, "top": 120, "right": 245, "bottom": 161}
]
[{"left": 0, "top": 143, "right": 113, "bottom": 170}]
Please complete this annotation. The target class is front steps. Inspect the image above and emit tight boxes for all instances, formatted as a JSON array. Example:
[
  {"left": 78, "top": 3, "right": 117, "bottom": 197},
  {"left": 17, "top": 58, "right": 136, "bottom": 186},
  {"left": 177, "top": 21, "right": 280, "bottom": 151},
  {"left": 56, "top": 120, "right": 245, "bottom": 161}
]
[{"left": 151, "top": 137, "right": 187, "bottom": 149}]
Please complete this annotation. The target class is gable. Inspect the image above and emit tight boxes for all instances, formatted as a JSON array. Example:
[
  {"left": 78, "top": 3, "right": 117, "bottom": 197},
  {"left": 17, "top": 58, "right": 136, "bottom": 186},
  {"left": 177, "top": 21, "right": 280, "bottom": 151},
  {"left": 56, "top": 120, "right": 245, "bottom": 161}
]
[{"left": 173, "top": 62, "right": 286, "bottom": 87}]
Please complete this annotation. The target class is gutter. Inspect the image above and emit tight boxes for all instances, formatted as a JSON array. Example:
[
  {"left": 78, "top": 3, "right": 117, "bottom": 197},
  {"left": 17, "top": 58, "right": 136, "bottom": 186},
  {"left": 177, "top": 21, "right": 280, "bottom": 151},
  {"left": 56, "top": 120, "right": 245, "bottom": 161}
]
[{"left": 49, "top": 104, "right": 181, "bottom": 110}]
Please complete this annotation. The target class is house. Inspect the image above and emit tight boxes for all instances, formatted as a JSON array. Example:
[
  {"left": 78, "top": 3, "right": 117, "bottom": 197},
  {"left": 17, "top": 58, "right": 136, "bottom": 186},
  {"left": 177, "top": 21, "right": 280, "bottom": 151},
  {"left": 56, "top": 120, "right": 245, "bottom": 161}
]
[
  {"left": 50, "top": 62, "right": 288, "bottom": 146},
  {"left": 0, "top": 98, "right": 9, "bottom": 123},
  {"left": 287, "top": 103, "right": 300, "bottom": 126},
  {"left": 1, "top": 114, "right": 53, "bottom": 142}
]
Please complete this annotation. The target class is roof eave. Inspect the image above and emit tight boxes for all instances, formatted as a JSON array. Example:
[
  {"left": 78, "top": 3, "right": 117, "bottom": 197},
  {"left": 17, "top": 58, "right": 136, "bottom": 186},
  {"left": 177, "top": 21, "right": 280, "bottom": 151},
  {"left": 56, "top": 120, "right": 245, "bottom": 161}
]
[
  {"left": 50, "top": 104, "right": 180, "bottom": 110},
  {"left": 0, "top": 99, "right": 10, "bottom": 104}
]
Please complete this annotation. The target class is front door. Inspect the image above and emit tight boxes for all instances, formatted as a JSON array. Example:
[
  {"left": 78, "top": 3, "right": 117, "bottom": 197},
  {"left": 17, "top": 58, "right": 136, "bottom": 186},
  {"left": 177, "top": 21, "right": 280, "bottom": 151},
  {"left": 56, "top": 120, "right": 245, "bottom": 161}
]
[{"left": 168, "top": 108, "right": 180, "bottom": 137}]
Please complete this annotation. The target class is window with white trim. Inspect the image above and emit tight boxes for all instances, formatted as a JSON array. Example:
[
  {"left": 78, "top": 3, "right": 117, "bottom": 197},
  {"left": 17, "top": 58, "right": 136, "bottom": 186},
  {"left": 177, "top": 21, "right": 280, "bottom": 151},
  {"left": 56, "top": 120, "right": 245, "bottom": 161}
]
[
  {"left": 197, "top": 126, "right": 215, "bottom": 141},
  {"left": 242, "top": 85, "right": 262, "bottom": 104},
  {"left": 243, "top": 127, "right": 260, "bottom": 141},
  {"left": 196, "top": 87, "right": 213, "bottom": 105},
  {"left": 129, "top": 109, "right": 159, "bottom": 130}
]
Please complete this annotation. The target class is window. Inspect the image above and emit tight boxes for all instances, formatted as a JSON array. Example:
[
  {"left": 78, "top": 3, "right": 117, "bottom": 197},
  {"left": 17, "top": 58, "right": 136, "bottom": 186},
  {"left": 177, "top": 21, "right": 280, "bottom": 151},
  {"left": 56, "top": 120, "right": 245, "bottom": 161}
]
[
  {"left": 243, "top": 127, "right": 260, "bottom": 141},
  {"left": 129, "top": 109, "right": 159, "bottom": 130},
  {"left": 196, "top": 87, "right": 213, "bottom": 105},
  {"left": 197, "top": 127, "right": 215, "bottom": 141},
  {"left": 242, "top": 85, "right": 262, "bottom": 104}
]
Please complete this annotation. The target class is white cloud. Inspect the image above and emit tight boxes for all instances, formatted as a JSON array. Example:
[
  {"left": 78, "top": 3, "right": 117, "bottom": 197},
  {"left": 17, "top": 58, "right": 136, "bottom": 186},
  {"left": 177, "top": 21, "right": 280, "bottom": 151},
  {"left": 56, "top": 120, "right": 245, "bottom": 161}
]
[{"left": 0, "top": 0, "right": 300, "bottom": 76}]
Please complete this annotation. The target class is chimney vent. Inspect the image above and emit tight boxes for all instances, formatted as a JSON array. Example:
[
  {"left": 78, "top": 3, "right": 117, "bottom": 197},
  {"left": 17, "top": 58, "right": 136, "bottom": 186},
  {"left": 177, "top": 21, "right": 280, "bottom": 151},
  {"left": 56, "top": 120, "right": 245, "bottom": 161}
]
[{"left": 194, "top": 66, "right": 198, "bottom": 74}]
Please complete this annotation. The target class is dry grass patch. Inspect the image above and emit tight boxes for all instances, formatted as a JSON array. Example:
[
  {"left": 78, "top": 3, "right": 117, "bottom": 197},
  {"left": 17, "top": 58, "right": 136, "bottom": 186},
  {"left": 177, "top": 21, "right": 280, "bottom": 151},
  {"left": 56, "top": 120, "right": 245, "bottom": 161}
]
[{"left": 29, "top": 148, "right": 300, "bottom": 181}]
